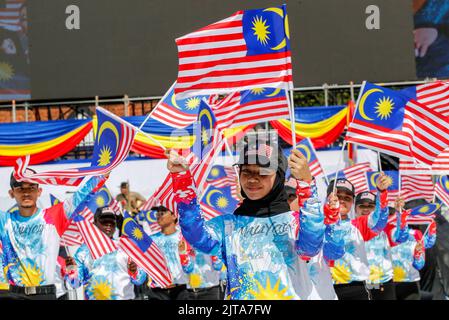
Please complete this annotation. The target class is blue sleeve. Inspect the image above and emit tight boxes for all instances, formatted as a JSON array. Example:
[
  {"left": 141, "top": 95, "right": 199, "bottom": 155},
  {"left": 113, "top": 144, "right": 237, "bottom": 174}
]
[
  {"left": 424, "top": 233, "right": 436, "bottom": 249},
  {"left": 323, "top": 222, "right": 345, "bottom": 261},
  {"left": 65, "top": 246, "right": 91, "bottom": 289},
  {"left": 177, "top": 198, "right": 223, "bottom": 257},
  {"left": 0, "top": 211, "right": 7, "bottom": 239},
  {"left": 295, "top": 184, "right": 325, "bottom": 258},
  {"left": 130, "top": 268, "right": 147, "bottom": 286},
  {"left": 63, "top": 176, "right": 105, "bottom": 220},
  {"left": 367, "top": 191, "right": 389, "bottom": 233},
  {"left": 393, "top": 212, "right": 410, "bottom": 244},
  {"left": 181, "top": 259, "right": 194, "bottom": 274},
  {"left": 413, "top": 247, "right": 426, "bottom": 271}
]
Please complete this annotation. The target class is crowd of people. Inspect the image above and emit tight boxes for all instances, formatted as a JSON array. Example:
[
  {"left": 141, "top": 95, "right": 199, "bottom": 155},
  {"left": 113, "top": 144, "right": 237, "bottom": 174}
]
[{"left": 0, "top": 138, "right": 447, "bottom": 300}]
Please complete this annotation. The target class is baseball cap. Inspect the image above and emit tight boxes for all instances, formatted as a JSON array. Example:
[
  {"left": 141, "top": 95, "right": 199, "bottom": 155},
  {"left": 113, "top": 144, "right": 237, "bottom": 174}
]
[
  {"left": 10, "top": 168, "right": 38, "bottom": 189},
  {"left": 235, "top": 140, "right": 287, "bottom": 174},
  {"left": 327, "top": 178, "right": 355, "bottom": 196},
  {"left": 355, "top": 192, "right": 376, "bottom": 205},
  {"left": 94, "top": 206, "right": 117, "bottom": 222},
  {"left": 150, "top": 205, "right": 171, "bottom": 213}
]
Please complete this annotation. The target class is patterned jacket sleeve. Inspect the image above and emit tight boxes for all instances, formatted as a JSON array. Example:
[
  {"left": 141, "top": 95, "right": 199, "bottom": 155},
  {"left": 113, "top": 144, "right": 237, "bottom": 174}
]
[
  {"left": 295, "top": 181, "right": 325, "bottom": 259},
  {"left": 65, "top": 245, "right": 91, "bottom": 289},
  {"left": 172, "top": 171, "right": 222, "bottom": 257},
  {"left": 295, "top": 180, "right": 344, "bottom": 261},
  {"left": 129, "top": 266, "right": 147, "bottom": 286},
  {"left": 412, "top": 230, "right": 426, "bottom": 271}
]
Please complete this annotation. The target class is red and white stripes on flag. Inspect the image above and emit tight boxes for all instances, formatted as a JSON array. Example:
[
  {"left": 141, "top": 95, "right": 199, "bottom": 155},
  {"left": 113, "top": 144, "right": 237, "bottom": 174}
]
[
  {"left": 435, "top": 183, "right": 449, "bottom": 207},
  {"left": 212, "top": 90, "right": 290, "bottom": 130},
  {"left": 174, "top": 9, "right": 292, "bottom": 98},
  {"left": 60, "top": 222, "right": 84, "bottom": 247},
  {"left": 141, "top": 195, "right": 160, "bottom": 212},
  {"left": 401, "top": 174, "right": 435, "bottom": 203},
  {"left": 13, "top": 107, "right": 137, "bottom": 186},
  {"left": 309, "top": 159, "right": 324, "bottom": 178},
  {"left": 208, "top": 166, "right": 237, "bottom": 188},
  {"left": 118, "top": 236, "right": 172, "bottom": 288},
  {"left": 416, "top": 81, "right": 449, "bottom": 116},
  {"left": 399, "top": 149, "right": 449, "bottom": 175},
  {"left": 0, "top": 0, "right": 24, "bottom": 31},
  {"left": 75, "top": 208, "right": 118, "bottom": 260},
  {"left": 342, "top": 162, "right": 372, "bottom": 194}
]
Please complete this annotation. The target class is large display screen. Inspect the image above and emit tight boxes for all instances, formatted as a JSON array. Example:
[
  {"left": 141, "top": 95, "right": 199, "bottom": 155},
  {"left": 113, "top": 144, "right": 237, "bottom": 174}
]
[{"left": 0, "top": 0, "right": 417, "bottom": 102}]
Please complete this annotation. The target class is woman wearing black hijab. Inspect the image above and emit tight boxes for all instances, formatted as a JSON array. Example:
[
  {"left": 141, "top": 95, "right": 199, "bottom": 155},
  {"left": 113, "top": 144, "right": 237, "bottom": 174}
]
[{"left": 167, "top": 141, "right": 339, "bottom": 300}]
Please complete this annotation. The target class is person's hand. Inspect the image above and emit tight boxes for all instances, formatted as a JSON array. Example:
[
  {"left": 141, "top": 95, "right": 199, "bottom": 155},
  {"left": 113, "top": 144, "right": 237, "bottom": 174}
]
[
  {"left": 415, "top": 240, "right": 424, "bottom": 252},
  {"left": 288, "top": 149, "right": 313, "bottom": 183},
  {"left": 165, "top": 149, "right": 189, "bottom": 173},
  {"left": 128, "top": 260, "right": 137, "bottom": 274},
  {"left": 414, "top": 27, "right": 438, "bottom": 58},
  {"left": 178, "top": 239, "right": 187, "bottom": 253},
  {"left": 394, "top": 196, "right": 405, "bottom": 212},
  {"left": 327, "top": 192, "right": 340, "bottom": 210},
  {"left": 65, "top": 256, "right": 76, "bottom": 266},
  {"left": 376, "top": 172, "right": 392, "bottom": 191}
]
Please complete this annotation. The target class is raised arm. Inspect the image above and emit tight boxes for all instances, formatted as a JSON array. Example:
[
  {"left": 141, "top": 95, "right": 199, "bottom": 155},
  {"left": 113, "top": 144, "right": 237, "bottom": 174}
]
[
  {"left": 64, "top": 246, "right": 91, "bottom": 289},
  {"left": 168, "top": 151, "right": 222, "bottom": 256},
  {"left": 288, "top": 149, "right": 325, "bottom": 259},
  {"left": 322, "top": 193, "right": 345, "bottom": 261}
]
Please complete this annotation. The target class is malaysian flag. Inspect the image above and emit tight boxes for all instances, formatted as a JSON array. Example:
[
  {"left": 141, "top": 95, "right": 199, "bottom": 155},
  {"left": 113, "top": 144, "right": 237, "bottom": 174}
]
[
  {"left": 399, "top": 150, "right": 449, "bottom": 175},
  {"left": 366, "top": 171, "right": 399, "bottom": 203},
  {"left": 206, "top": 165, "right": 237, "bottom": 188},
  {"left": 73, "top": 208, "right": 118, "bottom": 260},
  {"left": 0, "top": 0, "right": 24, "bottom": 31},
  {"left": 346, "top": 82, "right": 449, "bottom": 166},
  {"left": 199, "top": 184, "right": 240, "bottom": 220},
  {"left": 285, "top": 138, "right": 324, "bottom": 178},
  {"left": 328, "top": 162, "right": 372, "bottom": 194},
  {"left": 212, "top": 88, "right": 290, "bottom": 130},
  {"left": 149, "top": 82, "right": 210, "bottom": 129},
  {"left": 401, "top": 174, "right": 435, "bottom": 203},
  {"left": 400, "top": 81, "right": 449, "bottom": 117},
  {"left": 13, "top": 107, "right": 137, "bottom": 186},
  {"left": 174, "top": 4, "right": 292, "bottom": 98},
  {"left": 435, "top": 175, "right": 449, "bottom": 207},
  {"left": 119, "top": 211, "right": 172, "bottom": 288}
]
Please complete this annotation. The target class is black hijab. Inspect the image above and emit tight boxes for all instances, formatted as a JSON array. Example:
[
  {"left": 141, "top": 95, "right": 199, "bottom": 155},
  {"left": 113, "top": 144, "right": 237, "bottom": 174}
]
[{"left": 233, "top": 143, "right": 290, "bottom": 217}]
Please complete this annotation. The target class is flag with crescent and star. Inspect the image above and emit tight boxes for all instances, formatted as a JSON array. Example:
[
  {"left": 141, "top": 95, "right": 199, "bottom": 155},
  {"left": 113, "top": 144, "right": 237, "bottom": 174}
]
[
  {"left": 13, "top": 107, "right": 137, "bottom": 186},
  {"left": 346, "top": 81, "right": 449, "bottom": 166},
  {"left": 175, "top": 4, "right": 292, "bottom": 98},
  {"left": 212, "top": 87, "right": 290, "bottom": 130},
  {"left": 284, "top": 138, "right": 324, "bottom": 178},
  {"left": 200, "top": 185, "right": 240, "bottom": 220},
  {"left": 49, "top": 194, "right": 61, "bottom": 207},
  {"left": 366, "top": 171, "right": 399, "bottom": 203},
  {"left": 150, "top": 82, "right": 211, "bottom": 129},
  {"left": 119, "top": 211, "right": 172, "bottom": 288}
]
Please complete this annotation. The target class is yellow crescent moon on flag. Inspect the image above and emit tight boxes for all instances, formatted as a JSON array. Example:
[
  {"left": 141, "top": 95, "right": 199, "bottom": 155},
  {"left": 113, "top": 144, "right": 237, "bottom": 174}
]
[
  {"left": 418, "top": 205, "right": 430, "bottom": 214},
  {"left": 358, "top": 88, "right": 382, "bottom": 121},
  {"left": 263, "top": 7, "right": 289, "bottom": 51},
  {"left": 171, "top": 92, "right": 182, "bottom": 110},
  {"left": 206, "top": 189, "right": 223, "bottom": 207},
  {"left": 297, "top": 144, "right": 311, "bottom": 162},
  {"left": 199, "top": 108, "right": 213, "bottom": 128},
  {"left": 97, "top": 121, "right": 120, "bottom": 151},
  {"left": 147, "top": 211, "right": 157, "bottom": 223},
  {"left": 122, "top": 217, "right": 135, "bottom": 234},
  {"left": 266, "top": 88, "right": 282, "bottom": 97},
  {"left": 370, "top": 172, "right": 381, "bottom": 188},
  {"left": 444, "top": 178, "right": 449, "bottom": 190}
]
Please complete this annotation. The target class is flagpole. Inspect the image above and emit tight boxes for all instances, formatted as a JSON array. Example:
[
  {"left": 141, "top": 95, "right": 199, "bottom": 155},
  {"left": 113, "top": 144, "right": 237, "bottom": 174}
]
[
  {"left": 138, "top": 82, "right": 177, "bottom": 130},
  {"left": 285, "top": 84, "right": 297, "bottom": 148},
  {"left": 377, "top": 151, "right": 383, "bottom": 172},
  {"left": 332, "top": 141, "right": 348, "bottom": 194}
]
